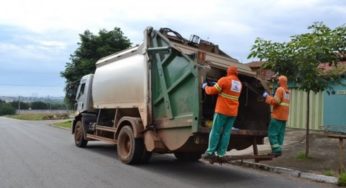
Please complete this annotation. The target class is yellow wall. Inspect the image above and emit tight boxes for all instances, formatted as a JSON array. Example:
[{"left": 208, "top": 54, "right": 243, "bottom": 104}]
[{"left": 287, "top": 89, "right": 323, "bottom": 130}]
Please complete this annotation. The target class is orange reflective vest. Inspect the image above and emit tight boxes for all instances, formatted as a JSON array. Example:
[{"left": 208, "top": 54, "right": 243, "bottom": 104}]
[
  {"left": 205, "top": 75, "right": 242, "bottom": 117},
  {"left": 265, "top": 87, "right": 290, "bottom": 121}
]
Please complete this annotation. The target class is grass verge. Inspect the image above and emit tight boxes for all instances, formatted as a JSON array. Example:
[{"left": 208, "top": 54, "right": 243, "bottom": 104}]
[
  {"left": 323, "top": 169, "right": 336, "bottom": 177},
  {"left": 8, "top": 114, "right": 50, "bottom": 120},
  {"left": 7, "top": 113, "right": 69, "bottom": 120},
  {"left": 52, "top": 120, "right": 72, "bottom": 129}
]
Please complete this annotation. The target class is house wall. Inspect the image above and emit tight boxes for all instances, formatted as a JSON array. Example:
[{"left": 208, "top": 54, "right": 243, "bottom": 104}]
[{"left": 323, "top": 79, "right": 346, "bottom": 133}]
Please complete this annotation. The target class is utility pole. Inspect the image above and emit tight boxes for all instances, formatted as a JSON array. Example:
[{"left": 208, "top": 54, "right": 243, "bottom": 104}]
[
  {"left": 17, "top": 96, "right": 21, "bottom": 113},
  {"left": 48, "top": 96, "right": 51, "bottom": 112}
]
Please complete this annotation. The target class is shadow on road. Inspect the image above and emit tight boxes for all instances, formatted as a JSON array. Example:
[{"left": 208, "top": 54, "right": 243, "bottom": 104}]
[
  {"left": 82, "top": 143, "right": 118, "bottom": 159},
  {"left": 82, "top": 143, "right": 251, "bottom": 185},
  {"left": 141, "top": 155, "right": 250, "bottom": 185}
]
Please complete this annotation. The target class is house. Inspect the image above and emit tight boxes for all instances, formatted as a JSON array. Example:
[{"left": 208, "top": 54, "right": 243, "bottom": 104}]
[
  {"left": 246, "top": 61, "right": 275, "bottom": 81},
  {"left": 246, "top": 61, "right": 346, "bottom": 133}
]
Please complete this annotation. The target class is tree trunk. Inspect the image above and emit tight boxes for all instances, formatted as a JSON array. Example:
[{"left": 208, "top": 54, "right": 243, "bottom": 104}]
[{"left": 305, "top": 91, "right": 310, "bottom": 157}]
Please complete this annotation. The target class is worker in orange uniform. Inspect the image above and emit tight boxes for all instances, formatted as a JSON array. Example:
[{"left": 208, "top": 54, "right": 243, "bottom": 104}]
[
  {"left": 201, "top": 66, "right": 242, "bottom": 159},
  {"left": 263, "top": 75, "right": 290, "bottom": 157}
]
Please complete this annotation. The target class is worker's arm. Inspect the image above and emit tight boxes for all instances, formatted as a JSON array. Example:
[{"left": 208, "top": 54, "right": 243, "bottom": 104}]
[
  {"left": 205, "top": 79, "right": 223, "bottom": 95},
  {"left": 265, "top": 88, "right": 284, "bottom": 106}
]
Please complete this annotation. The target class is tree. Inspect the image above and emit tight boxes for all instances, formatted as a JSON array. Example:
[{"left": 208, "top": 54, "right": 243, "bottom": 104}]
[
  {"left": 31, "top": 101, "right": 49, "bottom": 109},
  {"left": 248, "top": 22, "right": 346, "bottom": 157},
  {"left": 61, "top": 27, "right": 132, "bottom": 107},
  {"left": 0, "top": 103, "right": 16, "bottom": 115},
  {"left": 9, "top": 101, "right": 30, "bottom": 110}
]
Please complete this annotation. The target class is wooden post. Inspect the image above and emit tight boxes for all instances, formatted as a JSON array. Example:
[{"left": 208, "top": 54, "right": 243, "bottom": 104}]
[
  {"left": 339, "top": 138, "right": 345, "bottom": 173},
  {"left": 305, "top": 91, "right": 310, "bottom": 157}
]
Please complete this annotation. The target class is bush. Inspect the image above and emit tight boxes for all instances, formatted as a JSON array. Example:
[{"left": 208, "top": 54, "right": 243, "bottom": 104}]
[
  {"left": 31, "top": 101, "right": 48, "bottom": 109},
  {"left": 338, "top": 172, "right": 346, "bottom": 186},
  {"left": 323, "top": 169, "right": 335, "bottom": 177},
  {"left": 0, "top": 103, "right": 16, "bottom": 115}
]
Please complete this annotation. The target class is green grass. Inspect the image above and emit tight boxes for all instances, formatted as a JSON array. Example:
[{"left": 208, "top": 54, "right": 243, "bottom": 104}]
[
  {"left": 296, "top": 151, "right": 312, "bottom": 160},
  {"left": 7, "top": 113, "right": 69, "bottom": 120},
  {"left": 338, "top": 172, "right": 346, "bottom": 186},
  {"left": 8, "top": 114, "right": 50, "bottom": 120},
  {"left": 323, "top": 169, "right": 336, "bottom": 177},
  {"left": 52, "top": 120, "right": 72, "bottom": 129}
]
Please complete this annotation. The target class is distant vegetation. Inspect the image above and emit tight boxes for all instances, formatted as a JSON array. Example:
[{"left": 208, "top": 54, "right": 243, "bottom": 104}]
[
  {"left": 0, "top": 99, "right": 68, "bottom": 116},
  {"left": 0, "top": 101, "right": 16, "bottom": 115}
]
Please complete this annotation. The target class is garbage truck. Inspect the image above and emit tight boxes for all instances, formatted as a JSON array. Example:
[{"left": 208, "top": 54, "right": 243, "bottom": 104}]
[{"left": 72, "top": 27, "right": 272, "bottom": 164}]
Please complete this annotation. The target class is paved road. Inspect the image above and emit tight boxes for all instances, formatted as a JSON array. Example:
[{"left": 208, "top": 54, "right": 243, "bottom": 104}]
[{"left": 0, "top": 117, "right": 336, "bottom": 188}]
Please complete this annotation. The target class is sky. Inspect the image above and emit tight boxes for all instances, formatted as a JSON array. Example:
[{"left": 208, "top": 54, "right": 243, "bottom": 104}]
[{"left": 0, "top": 0, "right": 345, "bottom": 97}]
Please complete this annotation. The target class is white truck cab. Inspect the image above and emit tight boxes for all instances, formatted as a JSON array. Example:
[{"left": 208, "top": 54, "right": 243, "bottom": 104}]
[{"left": 75, "top": 74, "right": 94, "bottom": 113}]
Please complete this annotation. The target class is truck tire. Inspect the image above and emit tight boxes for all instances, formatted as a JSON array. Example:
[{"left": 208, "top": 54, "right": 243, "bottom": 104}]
[
  {"left": 174, "top": 152, "right": 202, "bottom": 162},
  {"left": 74, "top": 121, "right": 88, "bottom": 147},
  {"left": 117, "top": 125, "right": 146, "bottom": 164}
]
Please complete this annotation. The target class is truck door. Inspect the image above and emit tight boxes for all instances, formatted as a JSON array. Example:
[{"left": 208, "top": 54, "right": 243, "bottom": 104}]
[{"left": 76, "top": 80, "right": 87, "bottom": 113}]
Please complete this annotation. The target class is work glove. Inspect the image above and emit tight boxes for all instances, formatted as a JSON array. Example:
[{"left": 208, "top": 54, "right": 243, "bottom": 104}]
[
  {"left": 202, "top": 82, "right": 208, "bottom": 89},
  {"left": 262, "top": 91, "right": 269, "bottom": 97}
]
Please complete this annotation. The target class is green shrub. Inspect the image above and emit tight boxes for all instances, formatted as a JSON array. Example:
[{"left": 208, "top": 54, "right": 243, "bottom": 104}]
[
  {"left": 338, "top": 172, "right": 346, "bottom": 186},
  {"left": 323, "top": 169, "right": 335, "bottom": 176},
  {"left": 0, "top": 103, "right": 16, "bottom": 115}
]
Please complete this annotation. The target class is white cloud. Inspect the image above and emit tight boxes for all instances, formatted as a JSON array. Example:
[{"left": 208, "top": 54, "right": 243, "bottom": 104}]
[
  {"left": 1, "top": 0, "right": 344, "bottom": 45},
  {"left": 0, "top": 39, "right": 67, "bottom": 61},
  {"left": 0, "top": 43, "right": 49, "bottom": 61},
  {"left": 0, "top": 0, "right": 345, "bottom": 96}
]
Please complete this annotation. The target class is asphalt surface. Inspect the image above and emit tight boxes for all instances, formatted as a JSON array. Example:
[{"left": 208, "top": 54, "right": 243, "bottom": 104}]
[{"left": 0, "top": 117, "right": 337, "bottom": 188}]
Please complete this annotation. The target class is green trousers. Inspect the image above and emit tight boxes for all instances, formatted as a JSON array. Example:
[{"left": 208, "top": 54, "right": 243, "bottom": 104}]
[
  {"left": 206, "top": 113, "right": 235, "bottom": 157},
  {"left": 268, "top": 118, "right": 287, "bottom": 153}
]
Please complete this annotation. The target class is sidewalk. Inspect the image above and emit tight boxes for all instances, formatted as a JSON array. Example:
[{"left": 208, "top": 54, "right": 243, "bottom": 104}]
[{"left": 228, "top": 128, "right": 344, "bottom": 183}]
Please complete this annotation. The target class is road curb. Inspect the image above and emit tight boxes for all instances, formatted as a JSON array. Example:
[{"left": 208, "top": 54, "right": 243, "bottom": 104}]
[{"left": 232, "top": 161, "right": 338, "bottom": 184}]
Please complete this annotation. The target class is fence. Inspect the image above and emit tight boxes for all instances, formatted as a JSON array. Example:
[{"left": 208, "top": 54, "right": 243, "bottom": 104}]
[{"left": 287, "top": 89, "right": 324, "bottom": 130}]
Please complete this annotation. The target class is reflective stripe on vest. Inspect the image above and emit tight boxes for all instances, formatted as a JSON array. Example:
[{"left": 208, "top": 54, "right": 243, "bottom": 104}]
[
  {"left": 214, "top": 83, "right": 222, "bottom": 92},
  {"left": 279, "top": 102, "right": 289, "bottom": 107},
  {"left": 274, "top": 96, "right": 281, "bottom": 104},
  {"left": 219, "top": 92, "right": 239, "bottom": 101}
]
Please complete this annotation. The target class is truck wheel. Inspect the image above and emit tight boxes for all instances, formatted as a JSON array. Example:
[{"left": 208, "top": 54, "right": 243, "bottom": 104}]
[
  {"left": 117, "top": 125, "right": 145, "bottom": 164},
  {"left": 74, "top": 121, "right": 88, "bottom": 147},
  {"left": 174, "top": 152, "right": 202, "bottom": 162}
]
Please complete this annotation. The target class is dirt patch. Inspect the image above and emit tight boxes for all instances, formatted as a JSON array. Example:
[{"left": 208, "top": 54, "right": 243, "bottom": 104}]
[{"left": 262, "top": 129, "right": 345, "bottom": 176}]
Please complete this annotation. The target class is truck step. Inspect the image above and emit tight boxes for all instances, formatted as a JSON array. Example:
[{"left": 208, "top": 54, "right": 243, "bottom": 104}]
[
  {"left": 204, "top": 154, "right": 273, "bottom": 165},
  {"left": 95, "top": 125, "right": 117, "bottom": 133},
  {"left": 231, "top": 130, "right": 268, "bottom": 136},
  {"left": 86, "top": 134, "right": 117, "bottom": 144}
]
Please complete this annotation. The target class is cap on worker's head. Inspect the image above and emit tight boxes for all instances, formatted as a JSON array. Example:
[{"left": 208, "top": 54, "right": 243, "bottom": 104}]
[
  {"left": 278, "top": 75, "right": 288, "bottom": 85},
  {"left": 227, "top": 66, "right": 238, "bottom": 76}
]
